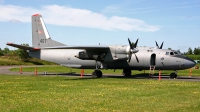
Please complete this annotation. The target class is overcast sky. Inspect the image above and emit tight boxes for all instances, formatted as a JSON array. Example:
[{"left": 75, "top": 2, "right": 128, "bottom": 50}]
[{"left": 0, "top": 0, "right": 200, "bottom": 52}]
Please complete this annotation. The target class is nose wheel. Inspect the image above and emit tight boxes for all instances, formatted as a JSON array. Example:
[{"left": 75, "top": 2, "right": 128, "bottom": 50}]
[{"left": 170, "top": 70, "right": 177, "bottom": 79}]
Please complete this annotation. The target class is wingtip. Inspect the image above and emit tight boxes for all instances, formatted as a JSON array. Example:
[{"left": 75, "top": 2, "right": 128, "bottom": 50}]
[{"left": 6, "top": 42, "right": 13, "bottom": 45}]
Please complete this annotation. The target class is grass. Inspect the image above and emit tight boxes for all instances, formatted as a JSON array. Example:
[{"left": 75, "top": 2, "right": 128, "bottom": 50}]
[
  {"left": 0, "top": 75, "right": 200, "bottom": 111},
  {"left": 10, "top": 64, "right": 200, "bottom": 76}
]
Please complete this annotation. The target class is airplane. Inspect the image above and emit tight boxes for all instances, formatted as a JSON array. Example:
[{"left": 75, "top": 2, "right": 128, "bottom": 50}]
[{"left": 6, "top": 14, "right": 196, "bottom": 78}]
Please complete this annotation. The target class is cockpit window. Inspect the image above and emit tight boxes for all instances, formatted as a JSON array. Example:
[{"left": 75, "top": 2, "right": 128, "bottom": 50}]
[
  {"left": 177, "top": 51, "right": 183, "bottom": 55},
  {"left": 165, "top": 52, "right": 169, "bottom": 55},
  {"left": 170, "top": 52, "right": 174, "bottom": 55},
  {"left": 174, "top": 52, "right": 178, "bottom": 55}
]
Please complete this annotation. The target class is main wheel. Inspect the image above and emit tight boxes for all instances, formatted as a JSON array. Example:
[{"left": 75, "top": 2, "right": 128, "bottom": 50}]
[
  {"left": 122, "top": 69, "right": 132, "bottom": 77},
  {"left": 92, "top": 70, "right": 102, "bottom": 78}
]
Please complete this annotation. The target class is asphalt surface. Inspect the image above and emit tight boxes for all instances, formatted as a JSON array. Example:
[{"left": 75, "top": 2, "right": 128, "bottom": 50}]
[{"left": 0, "top": 66, "right": 200, "bottom": 82}]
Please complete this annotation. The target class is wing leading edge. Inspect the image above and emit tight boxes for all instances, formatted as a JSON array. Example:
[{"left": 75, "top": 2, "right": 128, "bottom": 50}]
[
  {"left": 6, "top": 43, "right": 109, "bottom": 51},
  {"left": 39, "top": 45, "right": 109, "bottom": 50}
]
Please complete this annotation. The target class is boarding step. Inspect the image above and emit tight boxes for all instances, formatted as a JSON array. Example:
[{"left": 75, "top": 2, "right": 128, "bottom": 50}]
[{"left": 149, "top": 65, "right": 155, "bottom": 78}]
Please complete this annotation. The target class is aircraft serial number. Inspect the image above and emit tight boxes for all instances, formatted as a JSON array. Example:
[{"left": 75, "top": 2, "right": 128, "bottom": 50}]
[{"left": 40, "top": 39, "right": 47, "bottom": 43}]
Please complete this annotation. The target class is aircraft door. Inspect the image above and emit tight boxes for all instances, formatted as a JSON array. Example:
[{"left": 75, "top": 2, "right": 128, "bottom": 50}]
[{"left": 150, "top": 54, "right": 156, "bottom": 66}]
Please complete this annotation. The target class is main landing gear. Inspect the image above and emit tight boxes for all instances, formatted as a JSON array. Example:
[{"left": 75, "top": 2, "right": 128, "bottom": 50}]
[
  {"left": 170, "top": 70, "right": 178, "bottom": 79},
  {"left": 92, "top": 61, "right": 103, "bottom": 78},
  {"left": 122, "top": 69, "right": 132, "bottom": 77}
]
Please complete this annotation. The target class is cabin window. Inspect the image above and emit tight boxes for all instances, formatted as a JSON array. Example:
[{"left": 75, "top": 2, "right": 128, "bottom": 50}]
[
  {"left": 147, "top": 50, "right": 153, "bottom": 52},
  {"left": 170, "top": 52, "right": 174, "bottom": 55},
  {"left": 165, "top": 52, "right": 169, "bottom": 55}
]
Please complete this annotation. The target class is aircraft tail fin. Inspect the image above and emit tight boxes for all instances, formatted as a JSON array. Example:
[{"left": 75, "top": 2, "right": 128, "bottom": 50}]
[{"left": 32, "top": 14, "right": 66, "bottom": 48}]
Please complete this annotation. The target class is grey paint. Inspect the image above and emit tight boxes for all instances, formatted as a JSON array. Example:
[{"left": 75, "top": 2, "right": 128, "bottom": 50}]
[{"left": 8, "top": 14, "right": 196, "bottom": 72}]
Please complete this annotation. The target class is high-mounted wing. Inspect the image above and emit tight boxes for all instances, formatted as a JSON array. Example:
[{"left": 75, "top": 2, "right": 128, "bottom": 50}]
[
  {"left": 42, "top": 45, "right": 110, "bottom": 61},
  {"left": 40, "top": 45, "right": 109, "bottom": 50}
]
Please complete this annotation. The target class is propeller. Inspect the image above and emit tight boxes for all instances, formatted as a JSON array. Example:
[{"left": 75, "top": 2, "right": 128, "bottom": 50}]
[
  {"left": 155, "top": 41, "right": 164, "bottom": 49},
  {"left": 127, "top": 38, "right": 139, "bottom": 63}
]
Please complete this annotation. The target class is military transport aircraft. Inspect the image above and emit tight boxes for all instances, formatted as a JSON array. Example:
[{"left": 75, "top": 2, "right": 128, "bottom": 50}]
[{"left": 6, "top": 14, "right": 196, "bottom": 78}]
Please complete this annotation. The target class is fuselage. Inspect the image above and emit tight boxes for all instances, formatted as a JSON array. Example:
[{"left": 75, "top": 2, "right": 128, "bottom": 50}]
[{"left": 29, "top": 45, "right": 196, "bottom": 70}]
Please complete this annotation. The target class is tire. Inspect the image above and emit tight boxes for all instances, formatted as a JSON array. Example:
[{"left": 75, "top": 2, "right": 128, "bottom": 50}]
[
  {"left": 92, "top": 71, "right": 97, "bottom": 78},
  {"left": 96, "top": 70, "right": 102, "bottom": 78},
  {"left": 170, "top": 73, "right": 177, "bottom": 79},
  {"left": 122, "top": 69, "right": 131, "bottom": 77},
  {"left": 92, "top": 70, "right": 103, "bottom": 78}
]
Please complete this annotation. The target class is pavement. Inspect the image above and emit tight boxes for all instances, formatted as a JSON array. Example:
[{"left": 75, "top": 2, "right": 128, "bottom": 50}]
[{"left": 0, "top": 66, "right": 200, "bottom": 82}]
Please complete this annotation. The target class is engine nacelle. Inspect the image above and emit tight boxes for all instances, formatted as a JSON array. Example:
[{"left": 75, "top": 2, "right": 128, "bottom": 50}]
[
  {"left": 74, "top": 50, "right": 89, "bottom": 60},
  {"left": 109, "top": 45, "right": 129, "bottom": 60}
]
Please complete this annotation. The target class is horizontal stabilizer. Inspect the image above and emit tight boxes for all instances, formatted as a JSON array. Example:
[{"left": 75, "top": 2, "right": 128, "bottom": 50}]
[{"left": 6, "top": 43, "right": 40, "bottom": 50}]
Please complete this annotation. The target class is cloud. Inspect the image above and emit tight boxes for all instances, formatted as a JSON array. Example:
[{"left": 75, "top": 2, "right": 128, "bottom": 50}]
[
  {"left": 185, "top": 16, "right": 191, "bottom": 19},
  {"left": 0, "top": 4, "right": 160, "bottom": 32},
  {"left": 9, "top": 19, "right": 21, "bottom": 23}
]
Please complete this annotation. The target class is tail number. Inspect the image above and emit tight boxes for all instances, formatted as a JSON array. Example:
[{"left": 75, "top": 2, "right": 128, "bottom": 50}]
[{"left": 40, "top": 39, "right": 47, "bottom": 43}]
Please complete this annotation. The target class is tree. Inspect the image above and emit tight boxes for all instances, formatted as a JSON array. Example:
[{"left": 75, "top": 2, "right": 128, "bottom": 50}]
[
  {"left": 168, "top": 48, "right": 172, "bottom": 50},
  {"left": 131, "top": 42, "right": 135, "bottom": 47},
  {"left": 3, "top": 47, "right": 10, "bottom": 55},
  {"left": 187, "top": 47, "right": 193, "bottom": 55},
  {"left": 193, "top": 47, "right": 200, "bottom": 55},
  {"left": 0, "top": 48, "right": 3, "bottom": 56},
  {"left": 17, "top": 44, "right": 31, "bottom": 61}
]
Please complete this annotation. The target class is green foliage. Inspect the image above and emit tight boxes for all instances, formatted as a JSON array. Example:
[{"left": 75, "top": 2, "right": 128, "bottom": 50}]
[
  {"left": 0, "top": 48, "right": 3, "bottom": 56},
  {"left": 0, "top": 56, "right": 57, "bottom": 65},
  {"left": 186, "top": 55, "right": 200, "bottom": 60},
  {"left": 194, "top": 47, "right": 200, "bottom": 55},
  {"left": 3, "top": 47, "right": 10, "bottom": 56},
  {"left": 17, "top": 44, "right": 31, "bottom": 61},
  {"left": 131, "top": 42, "right": 135, "bottom": 47},
  {"left": 187, "top": 47, "right": 193, "bottom": 55},
  {"left": 1, "top": 75, "right": 200, "bottom": 111}
]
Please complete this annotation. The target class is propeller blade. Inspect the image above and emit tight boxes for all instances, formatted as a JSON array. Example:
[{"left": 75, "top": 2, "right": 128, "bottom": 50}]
[
  {"left": 155, "top": 41, "right": 159, "bottom": 48},
  {"left": 128, "top": 54, "right": 132, "bottom": 63},
  {"left": 133, "top": 38, "right": 139, "bottom": 48},
  {"left": 127, "top": 38, "right": 139, "bottom": 63},
  {"left": 134, "top": 54, "right": 139, "bottom": 63},
  {"left": 128, "top": 38, "right": 134, "bottom": 49},
  {"left": 160, "top": 42, "right": 164, "bottom": 49}
]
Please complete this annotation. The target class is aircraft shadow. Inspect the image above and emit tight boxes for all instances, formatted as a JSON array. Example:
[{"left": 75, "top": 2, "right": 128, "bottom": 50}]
[
  {"left": 27, "top": 60, "right": 45, "bottom": 65},
  {"left": 40, "top": 72, "right": 200, "bottom": 81}
]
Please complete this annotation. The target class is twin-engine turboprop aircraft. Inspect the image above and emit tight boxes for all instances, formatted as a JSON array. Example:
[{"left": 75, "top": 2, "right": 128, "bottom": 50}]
[{"left": 7, "top": 14, "right": 196, "bottom": 78}]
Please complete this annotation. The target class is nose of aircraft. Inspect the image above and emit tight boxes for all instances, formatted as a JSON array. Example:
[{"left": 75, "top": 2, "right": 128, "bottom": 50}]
[{"left": 184, "top": 57, "right": 196, "bottom": 69}]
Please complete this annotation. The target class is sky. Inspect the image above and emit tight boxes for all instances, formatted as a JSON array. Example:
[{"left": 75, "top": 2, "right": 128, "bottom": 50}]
[{"left": 0, "top": 0, "right": 200, "bottom": 52}]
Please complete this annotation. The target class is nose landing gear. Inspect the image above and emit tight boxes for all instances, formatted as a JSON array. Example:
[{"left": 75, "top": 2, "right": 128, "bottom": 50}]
[
  {"left": 92, "top": 70, "right": 102, "bottom": 78},
  {"left": 170, "top": 70, "right": 177, "bottom": 79}
]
